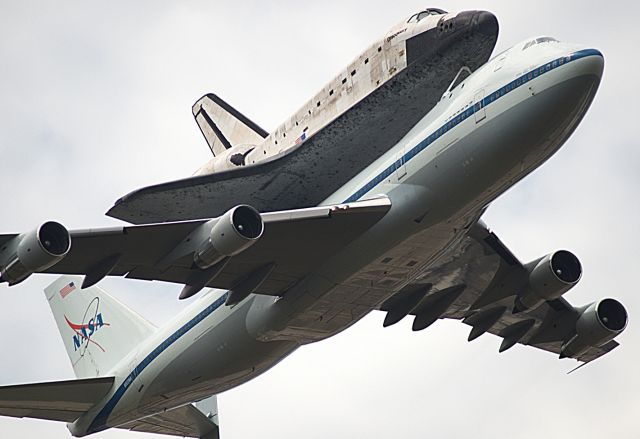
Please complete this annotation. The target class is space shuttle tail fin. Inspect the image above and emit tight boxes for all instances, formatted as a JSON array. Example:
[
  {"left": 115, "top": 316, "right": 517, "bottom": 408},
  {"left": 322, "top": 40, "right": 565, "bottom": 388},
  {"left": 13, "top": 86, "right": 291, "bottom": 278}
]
[
  {"left": 44, "top": 276, "right": 156, "bottom": 379},
  {"left": 192, "top": 93, "right": 269, "bottom": 156}
]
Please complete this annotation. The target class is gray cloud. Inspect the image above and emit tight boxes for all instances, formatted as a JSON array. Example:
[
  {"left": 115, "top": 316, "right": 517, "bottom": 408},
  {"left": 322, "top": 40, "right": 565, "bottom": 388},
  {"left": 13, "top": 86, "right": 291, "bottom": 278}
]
[{"left": 0, "top": 1, "right": 638, "bottom": 437}]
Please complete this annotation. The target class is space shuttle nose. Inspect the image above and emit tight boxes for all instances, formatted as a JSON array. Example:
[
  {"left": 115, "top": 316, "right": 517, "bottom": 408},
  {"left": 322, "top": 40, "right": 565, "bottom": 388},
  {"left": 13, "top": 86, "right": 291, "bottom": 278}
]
[
  {"left": 452, "top": 10, "right": 499, "bottom": 40},
  {"left": 475, "top": 11, "right": 499, "bottom": 37}
]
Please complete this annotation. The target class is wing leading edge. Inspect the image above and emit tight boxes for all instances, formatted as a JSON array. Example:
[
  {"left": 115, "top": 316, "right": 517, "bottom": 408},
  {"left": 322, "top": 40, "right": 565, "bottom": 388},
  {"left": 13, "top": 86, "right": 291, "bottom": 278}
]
[{"left": 119, "top": 399, "right": 219, "bottom": 439}]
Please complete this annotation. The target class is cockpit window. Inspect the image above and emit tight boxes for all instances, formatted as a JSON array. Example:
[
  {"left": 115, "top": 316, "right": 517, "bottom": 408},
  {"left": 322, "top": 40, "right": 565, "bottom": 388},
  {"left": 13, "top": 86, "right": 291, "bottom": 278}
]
[
  {"left": 407, "top": 8, "right": 448, "bottom": 23},
  {"left": 523, "top": 37, "right": 559, "bottom": 50}
]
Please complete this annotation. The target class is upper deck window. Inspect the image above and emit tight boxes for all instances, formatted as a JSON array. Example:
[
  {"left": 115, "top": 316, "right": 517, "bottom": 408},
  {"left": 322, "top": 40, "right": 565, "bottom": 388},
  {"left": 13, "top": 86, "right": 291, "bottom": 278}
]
[
  {"left": 523, "top": 37, "right": 559, "bottom": 50},
  {"left": 407, "top": 8, "right": 448, "bottom": 23}
]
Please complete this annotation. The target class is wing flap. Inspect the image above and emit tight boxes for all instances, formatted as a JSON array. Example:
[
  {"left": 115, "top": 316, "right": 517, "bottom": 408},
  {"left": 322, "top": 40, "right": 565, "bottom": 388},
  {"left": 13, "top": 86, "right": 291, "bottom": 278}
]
[{"left": 0, "top": 377, "right": 114, "bottom": 422}]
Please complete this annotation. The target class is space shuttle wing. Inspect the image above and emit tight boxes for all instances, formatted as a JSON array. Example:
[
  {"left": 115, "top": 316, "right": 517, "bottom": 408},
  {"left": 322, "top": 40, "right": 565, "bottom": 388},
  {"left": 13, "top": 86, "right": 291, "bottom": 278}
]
[
  {"left": 25, "top": 198, "right": 390, "bottom": 297},
  {"left": 381, "top": 221, "right": 623, "bottom": 364},
  {"left": 107, "top": 57, "right": 477, "bottom": 224},
  {"left": 108, "top": 153, "right": 316, "bottom": 224},
  {"left": 107, "top": 102, "right": 427, "bottom": 224}
]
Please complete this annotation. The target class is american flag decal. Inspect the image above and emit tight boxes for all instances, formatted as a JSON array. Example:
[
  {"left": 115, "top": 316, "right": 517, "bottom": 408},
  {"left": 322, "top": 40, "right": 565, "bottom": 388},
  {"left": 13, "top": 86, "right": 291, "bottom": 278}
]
[
  {"left": 294, "top": 132, "right": 307, "bottom": 145},
  {"left": 60, "top": 282, "right": 76, "bottom": 299}
]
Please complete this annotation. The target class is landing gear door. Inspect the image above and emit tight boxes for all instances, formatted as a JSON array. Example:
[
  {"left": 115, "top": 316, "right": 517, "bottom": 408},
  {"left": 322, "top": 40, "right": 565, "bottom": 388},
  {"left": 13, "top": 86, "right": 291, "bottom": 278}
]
[{"left": 474, "top": 89, "right": 486, "bottom": 123}]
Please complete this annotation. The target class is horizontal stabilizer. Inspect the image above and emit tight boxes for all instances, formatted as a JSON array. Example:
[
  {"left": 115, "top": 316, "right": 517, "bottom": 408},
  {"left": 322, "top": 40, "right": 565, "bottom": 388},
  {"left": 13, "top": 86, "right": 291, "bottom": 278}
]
[
  {"left": 119, "top": 398, "right": 219, "bottom": 438},
  {"left": 192, "top": 93, "right": 268, "bottom": 156},
  {"left": 0, "top": 376, "right": 114, "bottom": 422}
]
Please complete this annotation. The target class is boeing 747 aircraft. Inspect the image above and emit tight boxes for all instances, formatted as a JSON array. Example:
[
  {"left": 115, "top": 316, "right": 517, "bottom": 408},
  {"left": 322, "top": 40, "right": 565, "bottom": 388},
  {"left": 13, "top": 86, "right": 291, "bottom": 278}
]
[{"left": 0, "top": 8, "right": 627, "bottom": 438}]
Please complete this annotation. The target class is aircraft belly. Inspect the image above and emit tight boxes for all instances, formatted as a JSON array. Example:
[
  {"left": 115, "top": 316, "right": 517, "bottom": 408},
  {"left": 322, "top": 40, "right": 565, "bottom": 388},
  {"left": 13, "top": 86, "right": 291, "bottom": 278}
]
[
  {"left": 131, "top": 299, "right": 297, "bottom": 418},
  {"left": 269, "top": 220, "right": 471, "bottom": 342},
  {"left": 257, "top": 71, "right": 601, "bottom": 344},
  {"left": 93, "top": 297, "right": 297, "bottom": 430}
]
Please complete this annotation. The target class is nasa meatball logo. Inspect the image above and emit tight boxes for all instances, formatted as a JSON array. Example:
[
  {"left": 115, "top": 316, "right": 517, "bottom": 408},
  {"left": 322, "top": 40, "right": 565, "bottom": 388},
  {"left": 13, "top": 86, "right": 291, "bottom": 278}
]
[{"left": 65, "top": 297, "right": 110, "bottom": 353}]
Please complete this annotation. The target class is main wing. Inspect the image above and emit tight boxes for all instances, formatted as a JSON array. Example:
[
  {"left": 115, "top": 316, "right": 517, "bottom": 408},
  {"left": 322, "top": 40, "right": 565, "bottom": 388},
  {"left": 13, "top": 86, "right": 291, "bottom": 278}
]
[
  {"left": 11, "top": 198, "right": 390, "bottom": 297},
  {"left": 379, "top": 221, "right": 623, "bottom": 364}
]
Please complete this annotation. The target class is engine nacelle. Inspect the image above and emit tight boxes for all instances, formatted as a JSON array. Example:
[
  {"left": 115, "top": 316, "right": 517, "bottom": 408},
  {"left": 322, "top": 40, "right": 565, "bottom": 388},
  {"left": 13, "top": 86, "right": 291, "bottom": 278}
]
[
  {"left": 194, "top": 205, "right": 264, "bottom": 269},
  {"left": 514, "top": 250, "right": 582, "bottom": 312},
  {"left": 0, "top": 221, "right": 71, "bottom": 285},
  {"left": 560, "top": 298, "right": 628, "bottom": 358}
]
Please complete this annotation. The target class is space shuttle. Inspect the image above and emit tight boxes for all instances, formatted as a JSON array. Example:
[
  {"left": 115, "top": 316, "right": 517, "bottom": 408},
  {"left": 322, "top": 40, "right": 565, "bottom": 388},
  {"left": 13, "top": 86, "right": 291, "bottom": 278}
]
[
  {"left": 0, "top": 8, "right": 627, "bottom": 439},
  {"left": 108, "top": 8, "right": 499, "bottom": 222}
]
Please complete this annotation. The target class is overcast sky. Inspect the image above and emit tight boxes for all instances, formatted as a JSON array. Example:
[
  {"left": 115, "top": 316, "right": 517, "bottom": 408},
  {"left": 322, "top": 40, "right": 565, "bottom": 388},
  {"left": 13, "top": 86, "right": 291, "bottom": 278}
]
[{"left": 0, "top": 1, "right": 639, "bottom": 438}]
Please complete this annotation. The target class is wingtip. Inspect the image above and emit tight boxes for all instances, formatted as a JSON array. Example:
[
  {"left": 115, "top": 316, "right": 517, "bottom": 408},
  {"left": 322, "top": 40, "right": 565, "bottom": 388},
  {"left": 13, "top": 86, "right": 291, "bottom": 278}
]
[{"left": 566, "top": 362, "right": 589, "bottom": 374}]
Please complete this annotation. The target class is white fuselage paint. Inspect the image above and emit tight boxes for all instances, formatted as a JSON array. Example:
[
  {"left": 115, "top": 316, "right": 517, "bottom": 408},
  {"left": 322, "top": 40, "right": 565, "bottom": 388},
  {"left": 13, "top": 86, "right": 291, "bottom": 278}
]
[{"left": 70, "top": 39, "right": 604, "bottom": 436}]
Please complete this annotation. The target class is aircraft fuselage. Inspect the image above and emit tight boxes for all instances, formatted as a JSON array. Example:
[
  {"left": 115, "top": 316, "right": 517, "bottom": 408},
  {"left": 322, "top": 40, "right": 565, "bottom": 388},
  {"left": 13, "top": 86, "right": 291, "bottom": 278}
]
[{"left": 72, "top": 33, "right": 603, "bottom": 439}]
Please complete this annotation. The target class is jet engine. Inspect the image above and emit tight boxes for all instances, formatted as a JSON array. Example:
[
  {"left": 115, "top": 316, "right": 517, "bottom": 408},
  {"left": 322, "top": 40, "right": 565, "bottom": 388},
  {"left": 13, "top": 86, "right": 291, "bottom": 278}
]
[
  {"left": 560, "top": 298, "right": 628, "bottom": 358},
  {"left": 194, "top": 205, "right": 264, "bottom": 269},
  {"left": 514, "top": 250, "right": 582, "bottom": 312},
  {"left": 0, "top": 221, "right": 71, "bottom": 285}
]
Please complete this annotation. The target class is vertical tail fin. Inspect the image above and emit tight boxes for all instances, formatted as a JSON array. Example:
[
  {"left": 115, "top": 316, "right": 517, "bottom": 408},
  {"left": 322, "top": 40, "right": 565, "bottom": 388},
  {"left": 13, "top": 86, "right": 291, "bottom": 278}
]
[
  {"left": 44, "top": 276, "right": 156, "bottom": 378},
  {"left": 192, "top": 93, "right": 268, "bottom": 156}
]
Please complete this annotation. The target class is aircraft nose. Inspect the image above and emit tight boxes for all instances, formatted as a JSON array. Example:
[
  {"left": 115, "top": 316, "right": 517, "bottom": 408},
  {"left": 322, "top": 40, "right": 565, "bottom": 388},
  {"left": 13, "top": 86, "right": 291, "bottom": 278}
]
[
  {"left": 475, "top": 11, "right": 498, "bottom": 37},
  {"left": 571, "top": 49, "right": 604, "bottom": 79},
  {"left": 452, "top": 10, "right": 499, "bottom": 39}
]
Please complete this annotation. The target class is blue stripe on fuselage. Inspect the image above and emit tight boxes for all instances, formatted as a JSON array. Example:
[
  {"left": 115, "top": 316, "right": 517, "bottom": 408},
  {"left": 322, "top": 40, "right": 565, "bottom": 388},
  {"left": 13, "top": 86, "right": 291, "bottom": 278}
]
[
  {"left": 87, "top": 292, "right": 228, "bottom": 433},
  {"left": 342, "top": 48, "right": 602, "bottom": 203},
  {"left": 86, "top": 48, "right": 601, "bottom": 435}
]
